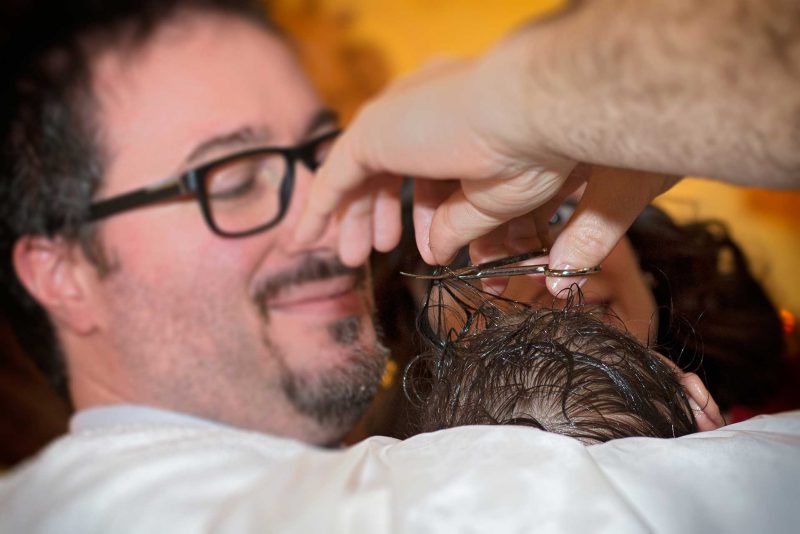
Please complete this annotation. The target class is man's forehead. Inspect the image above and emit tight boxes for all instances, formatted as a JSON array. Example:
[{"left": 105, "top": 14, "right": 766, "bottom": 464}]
[{"left": 89, "top": 10, "right": 321, "bottom": 191}]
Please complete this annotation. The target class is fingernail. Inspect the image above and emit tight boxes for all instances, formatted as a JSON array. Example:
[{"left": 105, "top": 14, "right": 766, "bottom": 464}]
[{"left": 687, "top": 396, "right": 703, "bottom": 413}]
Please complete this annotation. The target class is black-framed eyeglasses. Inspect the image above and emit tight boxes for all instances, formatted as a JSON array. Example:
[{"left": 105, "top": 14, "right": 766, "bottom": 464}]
[{"left": 86, "top": 130, "right": 341, "bottom": 238}]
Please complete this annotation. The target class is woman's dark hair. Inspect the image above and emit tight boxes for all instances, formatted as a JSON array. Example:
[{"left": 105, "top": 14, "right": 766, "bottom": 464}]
[
  {"left": 628, "top": 205, "right": 785, "bottom": 410},
  {"left": 403, "top": 278, "right": 695, "bottom": 443},
  {"left": 0, "top": 0, "right": 271, "bottom": 401}
]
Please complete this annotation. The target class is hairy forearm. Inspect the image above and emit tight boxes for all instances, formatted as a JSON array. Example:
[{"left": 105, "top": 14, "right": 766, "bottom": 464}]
[{"left": 475, "top": 0, "right": 800, "bottom": 187}]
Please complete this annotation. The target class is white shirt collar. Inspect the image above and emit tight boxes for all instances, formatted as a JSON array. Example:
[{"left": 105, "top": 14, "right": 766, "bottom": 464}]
[{"left": 70, "top": 404, "right": 226, "bottom": 433}]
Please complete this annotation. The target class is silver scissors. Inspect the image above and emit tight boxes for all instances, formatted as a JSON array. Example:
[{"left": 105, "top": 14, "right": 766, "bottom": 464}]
[{"left": 400, "top": 249, "right": 601, "bottom": 280}]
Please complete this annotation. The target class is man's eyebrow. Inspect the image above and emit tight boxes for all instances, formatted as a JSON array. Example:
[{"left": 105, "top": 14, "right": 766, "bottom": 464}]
[
  {"left": 183, "top": 108, "right": 339, "bottom": 168},
  {"left": 304, "top": 108, "right": 340, "bottom": 137},
  {"left": 185, "top": 127, "right": 271, "bottom": 167}
]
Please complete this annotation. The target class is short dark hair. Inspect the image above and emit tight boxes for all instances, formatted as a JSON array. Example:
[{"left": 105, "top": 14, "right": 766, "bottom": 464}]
[
  {"left": 0, "top": 0, "right": 272, "bottom": 400},
  {"left": 405, "top": 281, "right": 695, "bottom": 444}
]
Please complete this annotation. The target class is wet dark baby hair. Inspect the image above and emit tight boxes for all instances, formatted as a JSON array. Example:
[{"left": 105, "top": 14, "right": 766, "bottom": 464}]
[{"left": 405, "top": 276, "right": 696, "bottom": 444}]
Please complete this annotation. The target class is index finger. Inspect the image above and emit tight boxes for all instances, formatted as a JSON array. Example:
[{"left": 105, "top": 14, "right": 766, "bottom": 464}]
[
  {"left": 546, "top": 169, "right": 679, "bottom": 296},
  {"left": 294, "top": 131, "right": 371, "bottom": 245}
]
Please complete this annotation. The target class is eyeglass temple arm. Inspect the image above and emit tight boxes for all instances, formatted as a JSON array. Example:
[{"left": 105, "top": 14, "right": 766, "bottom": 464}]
[{"left": 87, "top": 178, "right": 187, "bottom": 221}]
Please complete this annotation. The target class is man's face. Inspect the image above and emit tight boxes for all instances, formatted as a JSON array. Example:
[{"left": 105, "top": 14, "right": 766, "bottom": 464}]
[{"left": 81, "top": 12, "right": 386, "bottom": 444}]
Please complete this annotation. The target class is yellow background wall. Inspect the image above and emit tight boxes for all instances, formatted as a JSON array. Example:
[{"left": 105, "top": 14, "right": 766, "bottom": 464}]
[{"left": 272, "top": 0, "right": 800, "bottom": 316}]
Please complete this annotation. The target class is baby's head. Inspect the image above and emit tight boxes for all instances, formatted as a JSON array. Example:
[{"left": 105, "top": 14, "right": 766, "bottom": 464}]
[{"left": 406, "top": 283, "right": 696, "bottom": 444}]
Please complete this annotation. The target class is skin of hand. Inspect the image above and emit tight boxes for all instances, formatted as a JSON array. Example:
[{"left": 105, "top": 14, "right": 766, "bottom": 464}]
[
  {"left": 681, "top": 371, "right": 726, "bottom": 432},
  {"left": 656, "top": 353, "right": 725, "bottom": 432},
  {"left": 295, "top": 0, "right": 799, "bottom": 297},
  {"left": 295, "top": 57, "right": 677, "bottom": 296}
]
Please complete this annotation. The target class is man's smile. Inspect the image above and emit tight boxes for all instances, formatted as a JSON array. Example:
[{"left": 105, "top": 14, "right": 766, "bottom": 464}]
[
  {"left": 263, "top": 274, "right": 365, "bottom": 315},
  {"left": 252, "top": 253, "right": 368, "bottom": 317}
]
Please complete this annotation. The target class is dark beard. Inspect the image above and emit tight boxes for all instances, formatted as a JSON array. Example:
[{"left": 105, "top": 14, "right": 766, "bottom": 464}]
[
  {"left": 277, "top": 315, "right": 389, "bottom": 439},
  {"left": 254, "top": 254, "right": 386, "bottom": 438},
  {"left": 327, "top": 315, "right": 362, "bottom": 344}
]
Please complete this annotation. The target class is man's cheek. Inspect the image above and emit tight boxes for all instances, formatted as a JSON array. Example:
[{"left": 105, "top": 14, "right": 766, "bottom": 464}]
[{"left": 268, "top": 318, "right": 330, "bottom": 345}]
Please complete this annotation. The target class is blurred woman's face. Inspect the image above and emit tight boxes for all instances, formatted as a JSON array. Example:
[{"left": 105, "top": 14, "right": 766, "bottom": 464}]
[{"left": 504, "top": 201, "right": 659, "bottom": 345}]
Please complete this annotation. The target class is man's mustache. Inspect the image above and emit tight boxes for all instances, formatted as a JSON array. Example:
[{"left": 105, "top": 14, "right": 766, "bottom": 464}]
[{"left": 254, "top": 255, "right": 367, "bottom": 306}]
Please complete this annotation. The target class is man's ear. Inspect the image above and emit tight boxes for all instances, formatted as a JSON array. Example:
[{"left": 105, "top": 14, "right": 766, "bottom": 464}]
[{"left": 13, "top": 235, "right": 100, "bottom": 335}]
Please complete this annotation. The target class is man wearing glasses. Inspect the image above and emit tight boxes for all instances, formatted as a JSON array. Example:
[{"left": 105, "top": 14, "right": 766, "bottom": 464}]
[
  {"left": 2, "top": 0, "right": 387, "bottom": 448},
  {"left": 2, "top": 1, "right": 798, "bottom": 532}
]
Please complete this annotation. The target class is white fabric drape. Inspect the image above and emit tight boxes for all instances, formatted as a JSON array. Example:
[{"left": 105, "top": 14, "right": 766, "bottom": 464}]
[{"left": 2, "top": 409, "right": 799, "bottom": 533}]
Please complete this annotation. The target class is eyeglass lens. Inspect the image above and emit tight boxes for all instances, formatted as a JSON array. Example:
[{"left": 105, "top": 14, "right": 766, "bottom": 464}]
[
  {"left": 204, "top": 134, "right": 336, "bottom": 234},
  {"left": 205, "top": 153, "right": 286, "bottom": 234}
]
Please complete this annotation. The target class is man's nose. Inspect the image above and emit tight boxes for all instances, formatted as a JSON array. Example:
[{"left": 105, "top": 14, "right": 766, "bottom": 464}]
[{"left": 280, "top": 160, "right": 339, "bottom": 251}]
